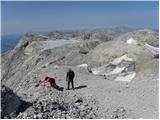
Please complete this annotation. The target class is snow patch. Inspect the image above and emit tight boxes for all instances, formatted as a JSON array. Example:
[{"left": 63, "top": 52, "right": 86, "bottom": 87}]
[
  {"left": 38, "top": 35, "right": 49, "bottom": 39},
  {"left": 144, "top": 43, "right": 159, "bottom": 55},
  {"left": 105, "top": 67, "right": 125, "bottom": 76},
  {"left": 39, "top": 40, "right": 81, "bottom": 50},
  {"left": 91, "top": 54, "right": 136, "bottom": 82},
  {"left": 77, "top": 64, "right": 88, "bottom": 67},
  {"left": 92, "top": 69, "right": 101, "bottom": 75},
  {"left": 115, "top": 72, "right": 136, "bottom": 82},
  {"left": 111, "top": 54, "right": 133, "bottom": 65},
  {"left": 126, "top": 37, "right": 137, "bottom": 44}
]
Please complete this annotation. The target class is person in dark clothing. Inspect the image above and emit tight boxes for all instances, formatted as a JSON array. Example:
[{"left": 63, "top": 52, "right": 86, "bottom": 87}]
[{"left": 66, "top": 68, "right": 75, "bottom": 90}]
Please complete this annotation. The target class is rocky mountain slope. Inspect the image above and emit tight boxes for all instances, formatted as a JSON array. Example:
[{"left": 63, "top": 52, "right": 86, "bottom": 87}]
[{"left": 1, "top": 28, "right": 159, "bottom": 118}]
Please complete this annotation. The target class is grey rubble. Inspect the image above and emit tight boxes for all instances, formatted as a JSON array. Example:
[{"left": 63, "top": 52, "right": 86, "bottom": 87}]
[{"left": 1, "top": 28, "right": 159, "bottom": 119}]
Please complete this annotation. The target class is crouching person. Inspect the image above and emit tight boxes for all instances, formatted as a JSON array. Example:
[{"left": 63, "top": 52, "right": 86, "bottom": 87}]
[
  {"left": 39, "top": 76, "right": 56, "bottom": 87},
  {"left": 39, "top": 76, "right": 63, "bottom": 91}
]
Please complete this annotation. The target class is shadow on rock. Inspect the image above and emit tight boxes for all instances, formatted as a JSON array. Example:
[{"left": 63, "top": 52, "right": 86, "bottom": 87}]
[
  {"left": 18, "top": 100, "right": 33, "bottom": 114},
  {"left": 74, "top": 85, "right": 87, "bottom": 90},
  {"left": 1, "top": 85, "right": 33, "bottom": 119},
  {"left": 53, "top": 85, "right": 64, "bottom": 91}
]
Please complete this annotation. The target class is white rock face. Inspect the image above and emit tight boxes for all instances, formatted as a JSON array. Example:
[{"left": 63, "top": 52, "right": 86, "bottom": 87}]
[{"left": 126, "top": 37, "right": 137, "bottom": 44}]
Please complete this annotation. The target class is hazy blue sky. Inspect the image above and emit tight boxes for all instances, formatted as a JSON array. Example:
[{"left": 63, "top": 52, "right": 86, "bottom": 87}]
[{"left": 2, "top": 1, "right": 159, "bottom": 35}]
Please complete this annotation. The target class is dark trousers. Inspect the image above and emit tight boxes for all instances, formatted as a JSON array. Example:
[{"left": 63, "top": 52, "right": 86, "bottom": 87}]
[
  {"left": 51, "top": 84, "right": 64, "bottom": 91},
  {"left": 67, "top": 79, "right": 74, "bottom": 89}
]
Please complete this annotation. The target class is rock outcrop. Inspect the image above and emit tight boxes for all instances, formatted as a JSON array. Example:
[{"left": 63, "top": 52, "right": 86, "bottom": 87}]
[{"left": 1, "top": 85, "right": 21, "bottom": 118}]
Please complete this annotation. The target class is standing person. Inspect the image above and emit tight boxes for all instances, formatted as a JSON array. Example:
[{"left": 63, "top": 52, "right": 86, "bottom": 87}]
[{"left": 66, "top": 68, "right": 75, "bottom": 90}]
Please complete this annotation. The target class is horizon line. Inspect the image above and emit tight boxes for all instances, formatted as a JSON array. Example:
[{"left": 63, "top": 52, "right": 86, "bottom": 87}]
[{"left": 2, "top": 26, "right": 159, "bottom": 36}]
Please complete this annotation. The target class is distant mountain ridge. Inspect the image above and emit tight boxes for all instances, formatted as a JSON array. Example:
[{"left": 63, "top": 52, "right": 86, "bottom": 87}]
[{"left": 1, "top": 27, "right": 158, "bottom": 53}]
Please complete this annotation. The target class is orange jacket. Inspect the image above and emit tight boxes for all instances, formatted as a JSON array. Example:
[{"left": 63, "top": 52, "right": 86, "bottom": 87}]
[{"left": 39, "top": 76, "right": 56, "bottom": 86}]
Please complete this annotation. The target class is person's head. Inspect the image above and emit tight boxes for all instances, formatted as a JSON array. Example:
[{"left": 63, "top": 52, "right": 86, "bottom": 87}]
[
  {"left": 45, "top": 76, "right": 49, "bottom": 80},
  {"left": 68, "top": 68, "right": 72, "bottom": 72}
]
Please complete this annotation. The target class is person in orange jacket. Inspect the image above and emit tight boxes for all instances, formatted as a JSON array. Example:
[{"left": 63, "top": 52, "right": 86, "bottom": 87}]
[{"left": 39, "top": 76, "right": 56, "bottom": 87}]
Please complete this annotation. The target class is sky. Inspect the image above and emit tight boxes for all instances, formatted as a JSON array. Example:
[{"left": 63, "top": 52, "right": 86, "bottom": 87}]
[{"left": 1, "top": 1, "right": 159, "bottom": 35}]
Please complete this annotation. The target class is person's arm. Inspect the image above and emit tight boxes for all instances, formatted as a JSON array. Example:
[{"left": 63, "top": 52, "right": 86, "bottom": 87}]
[
  {"left": 73, "top": 71, "right": 75, "bottom": 78},
  {"left": 66, "top": 72, "right": 68, "bottom": 81},
  {"left": 39, "top": 79, "right": 49, "bottom": 83}
]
